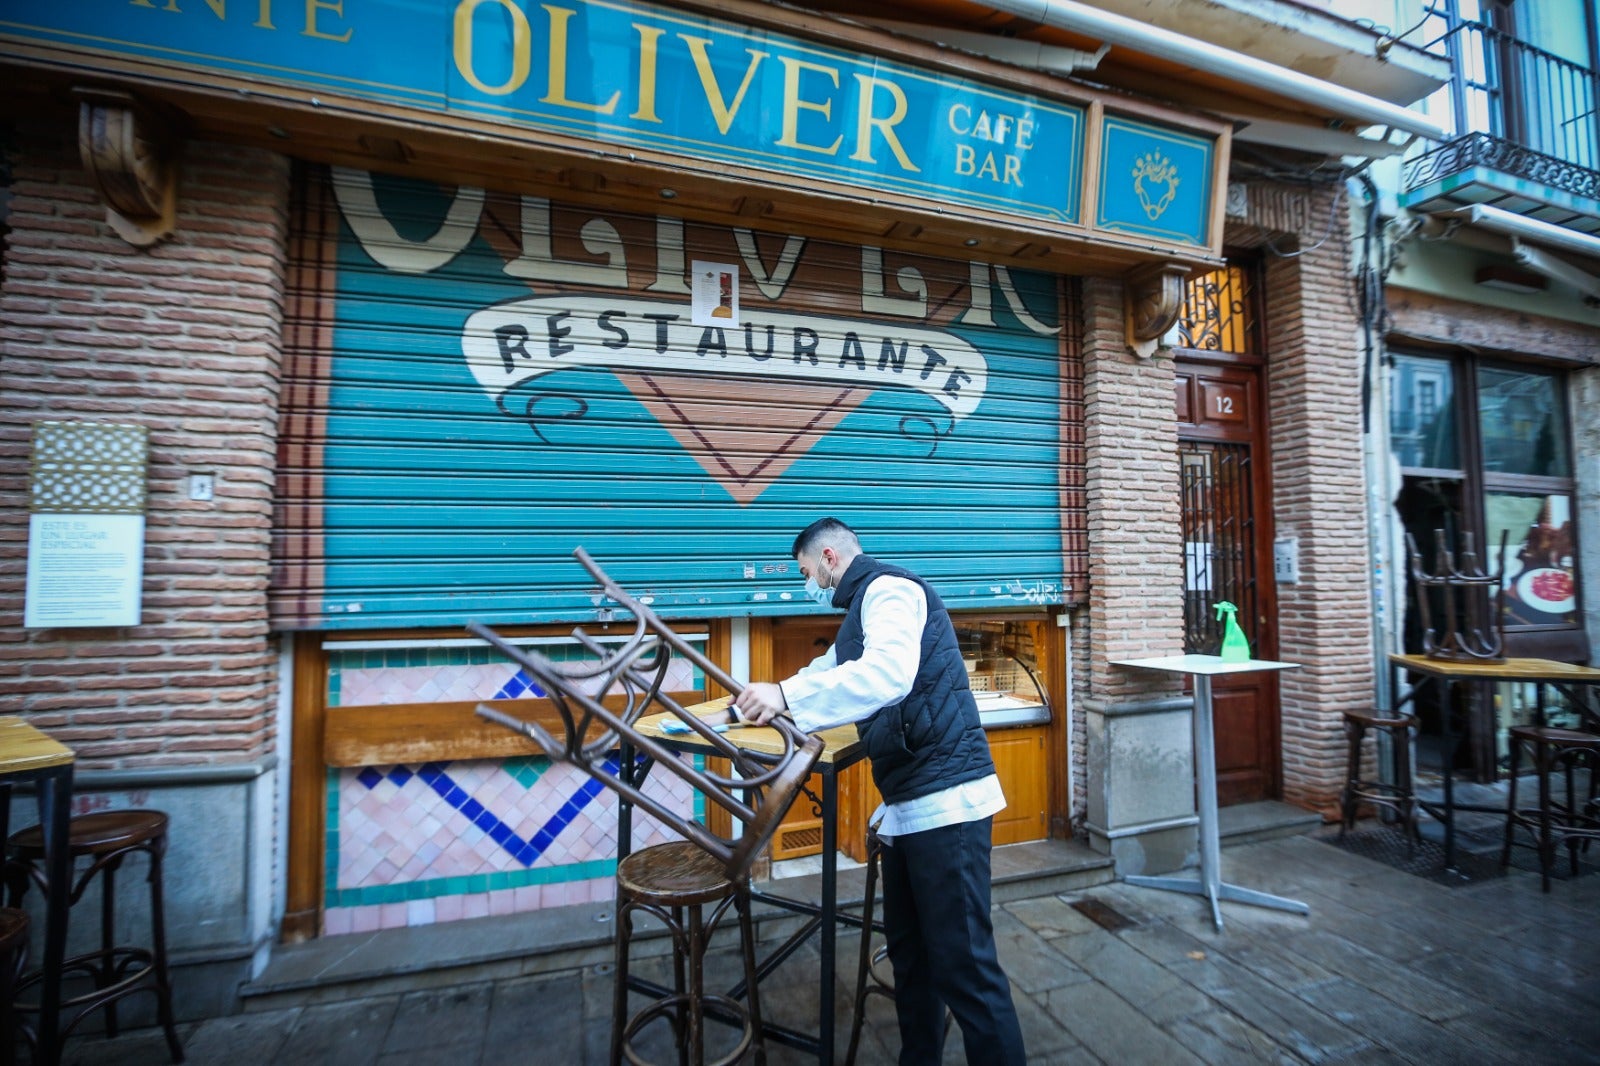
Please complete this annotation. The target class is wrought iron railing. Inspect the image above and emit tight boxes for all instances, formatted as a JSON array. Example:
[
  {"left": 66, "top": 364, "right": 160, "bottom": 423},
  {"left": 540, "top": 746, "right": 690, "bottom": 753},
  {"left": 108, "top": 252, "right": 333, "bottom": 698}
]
[{"left": 1405, "top": 21, "right": 1599, "bottom": 198}]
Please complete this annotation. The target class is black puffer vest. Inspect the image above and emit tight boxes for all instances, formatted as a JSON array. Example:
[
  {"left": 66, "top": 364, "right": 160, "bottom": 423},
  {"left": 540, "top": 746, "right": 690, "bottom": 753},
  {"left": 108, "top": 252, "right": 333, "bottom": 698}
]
[{"left": 831, "top": 554, "right": 994, "bottom": 804}]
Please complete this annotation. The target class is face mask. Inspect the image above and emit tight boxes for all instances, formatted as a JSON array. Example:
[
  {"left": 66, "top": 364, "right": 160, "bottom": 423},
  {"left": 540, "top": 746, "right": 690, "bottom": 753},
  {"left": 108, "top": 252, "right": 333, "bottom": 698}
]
[{"left": 804, "top": 576, "right": 834, "bottom": 607}]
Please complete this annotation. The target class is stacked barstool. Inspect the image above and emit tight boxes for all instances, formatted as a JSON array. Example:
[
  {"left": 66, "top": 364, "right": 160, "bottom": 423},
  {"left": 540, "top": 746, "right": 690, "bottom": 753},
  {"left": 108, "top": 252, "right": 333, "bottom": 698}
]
[
  {"left": 6, "top": 809, "right": 183, "bottom": 1062},
  {"left": 610, "top": 840, "right": 764, "bottom": 1066},
  {"left": 1501, "top": 725, "right": 1600, "bottom": 891}
]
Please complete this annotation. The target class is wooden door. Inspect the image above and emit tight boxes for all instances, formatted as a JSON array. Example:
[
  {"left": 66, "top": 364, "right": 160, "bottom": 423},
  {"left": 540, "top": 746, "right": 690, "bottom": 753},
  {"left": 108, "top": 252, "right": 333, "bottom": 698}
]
[{"left": 1176, "top": 360, "right": 1281, "bottom": 805}]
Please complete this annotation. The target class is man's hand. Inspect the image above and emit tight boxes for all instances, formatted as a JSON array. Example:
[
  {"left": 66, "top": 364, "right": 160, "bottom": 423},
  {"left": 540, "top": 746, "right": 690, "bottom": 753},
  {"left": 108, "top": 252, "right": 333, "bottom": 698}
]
[{"left": 733, "top": 682, "right": 787, "bottom": 725}]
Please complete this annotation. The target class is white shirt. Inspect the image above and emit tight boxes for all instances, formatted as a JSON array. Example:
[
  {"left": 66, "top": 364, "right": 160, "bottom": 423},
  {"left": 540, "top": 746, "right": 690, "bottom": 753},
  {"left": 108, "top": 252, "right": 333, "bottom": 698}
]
[{"left": 779, "top": 573, "right": 1006, "bottom": 842}]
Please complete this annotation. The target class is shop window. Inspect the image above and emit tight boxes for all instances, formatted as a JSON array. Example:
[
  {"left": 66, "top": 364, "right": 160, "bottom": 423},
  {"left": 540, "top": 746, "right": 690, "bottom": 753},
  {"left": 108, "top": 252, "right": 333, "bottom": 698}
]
[{"left": 1389, "top": 352, "right": 1582, "bottom": 647}]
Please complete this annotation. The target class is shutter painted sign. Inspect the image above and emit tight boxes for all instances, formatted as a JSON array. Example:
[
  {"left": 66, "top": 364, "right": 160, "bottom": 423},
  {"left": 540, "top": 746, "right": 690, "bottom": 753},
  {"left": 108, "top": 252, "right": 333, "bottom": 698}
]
[
  {"left": 274, "top": 169, "right": 1080, "bottom": 628},
  {"left": 4, "top": 0, "right": 1215, "bottom": 248}
]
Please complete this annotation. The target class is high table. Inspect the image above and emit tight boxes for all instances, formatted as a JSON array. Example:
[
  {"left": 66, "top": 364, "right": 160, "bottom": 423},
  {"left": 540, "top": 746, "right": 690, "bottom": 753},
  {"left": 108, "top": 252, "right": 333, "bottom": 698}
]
[
  {"left": 1387, "top": 653, "right": 1600, "bottom": 870},
  {"left": 623, "top": 706, "right": 866, "bottom": 1064},
  {"left": 1109, "top": 654, "right": 1306, "bottom": 931},
  {"left": 0, "top": 716, "right": 75, "bottom": 1066}
]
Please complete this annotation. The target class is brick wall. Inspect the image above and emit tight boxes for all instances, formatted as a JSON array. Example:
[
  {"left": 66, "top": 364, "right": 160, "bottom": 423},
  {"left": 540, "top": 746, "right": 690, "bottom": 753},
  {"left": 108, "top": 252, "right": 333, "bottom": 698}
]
[
  {"left": 1, "top": 118, "right": 291, "bottom": 769},
  {"left": 1243, "top": 181, "right": 1374, "bottom": 816},
  {"left": 1080, "top": 275, "right": 1186, "bottom": 704}
]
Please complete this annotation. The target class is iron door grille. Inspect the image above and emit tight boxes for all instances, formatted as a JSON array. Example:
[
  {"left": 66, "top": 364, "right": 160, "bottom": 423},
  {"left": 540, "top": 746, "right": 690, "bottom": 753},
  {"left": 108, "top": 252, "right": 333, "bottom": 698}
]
[{"left": 1180, "top": 441, "right": 1259, "bottom": 654}]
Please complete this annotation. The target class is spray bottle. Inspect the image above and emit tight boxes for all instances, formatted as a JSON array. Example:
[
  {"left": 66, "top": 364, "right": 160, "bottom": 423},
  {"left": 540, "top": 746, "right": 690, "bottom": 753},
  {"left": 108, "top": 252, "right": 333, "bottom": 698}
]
[{"left": 1214, "top": 601, "right": 1251, "bottom": 662}]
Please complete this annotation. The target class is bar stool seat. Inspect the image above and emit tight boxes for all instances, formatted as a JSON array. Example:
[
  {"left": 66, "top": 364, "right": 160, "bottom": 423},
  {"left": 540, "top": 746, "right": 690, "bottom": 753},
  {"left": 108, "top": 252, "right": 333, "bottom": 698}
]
[
  {"left": 7, "top": 809, "right": 183, "bottom": 1063},
  {"left": 1501, "top": 726, "right": 1600, "bottom": 892},
  {"left": 1339, "top": 709, "right": 1420, "bottom": 843},
  {"left": 611, "top": 841, "right": 764, "bottom": 1066}
]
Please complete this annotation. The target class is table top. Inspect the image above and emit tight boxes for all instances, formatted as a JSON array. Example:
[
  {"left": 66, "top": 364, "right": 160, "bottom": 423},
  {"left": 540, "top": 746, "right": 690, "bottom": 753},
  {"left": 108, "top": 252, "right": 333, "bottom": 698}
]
[
  {"left": 1388, "top": 653, "right": 1600, "bottom": 683},
  {"left": 0, "top": 716, "right": 74, "bottom": 775},
  {"left": 1111, "top": 654, "right": 1301, "bottom": 677},
  {"left": 637, "top": 700, "right": 864, "bottom": 766}
]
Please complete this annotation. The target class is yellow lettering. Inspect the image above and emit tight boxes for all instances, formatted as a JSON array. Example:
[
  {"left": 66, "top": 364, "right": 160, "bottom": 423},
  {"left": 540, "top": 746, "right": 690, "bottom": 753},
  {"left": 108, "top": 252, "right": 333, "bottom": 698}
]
[
  {"left": 850, "top": 75, "right": 919, "bottom": 173},
  {"left": 954, "top": 143, "right": 976, "bottom": 176},
  {"left": 776, "top": 57, "right": 842, "bottom": 156},
  {"left": 976, "top": 152, "right": 999, "bottom": 181},
  {"left": 629, "top": 23, "right": 665, "bottom": 123},
  {"left": 1003, "top": 154, "right": 1022, "bottom": 186},
  {"left": 302, "top": 0, "right": 352, "bottom": 42},
  {"left": 681, "top": 35, "right": 766, "bottom": 135},
  {"left": 972, "top": 111, "right": 992, "bottom": 141},
  {"left": 453, "top": 0, "right": 531, "bottom": 96},
  {"left": 948, "top": 103, "right": 971, "bottom": 136},
  {"left": 256, "top": 0, "right": 275, "bottom": 28},
  {"left": 542, "top": 5, "right": 621, "bottom": 114},
  {"left": 1016, "top": 117, "right": 1035, "bottom": 151}
]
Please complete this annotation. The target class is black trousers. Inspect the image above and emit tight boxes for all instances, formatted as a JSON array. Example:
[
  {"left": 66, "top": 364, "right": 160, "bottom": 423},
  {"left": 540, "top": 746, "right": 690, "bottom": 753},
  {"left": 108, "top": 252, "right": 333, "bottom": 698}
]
[{"left": 879, "top": 815, "right": 1026, "bottom": 1066}]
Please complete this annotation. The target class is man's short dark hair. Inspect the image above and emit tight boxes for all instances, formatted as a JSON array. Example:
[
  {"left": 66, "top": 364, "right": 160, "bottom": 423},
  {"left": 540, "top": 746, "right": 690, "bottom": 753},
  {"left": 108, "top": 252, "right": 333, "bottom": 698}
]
[{"left": 792, "top": 517, "right": 859, "bottom": 559}]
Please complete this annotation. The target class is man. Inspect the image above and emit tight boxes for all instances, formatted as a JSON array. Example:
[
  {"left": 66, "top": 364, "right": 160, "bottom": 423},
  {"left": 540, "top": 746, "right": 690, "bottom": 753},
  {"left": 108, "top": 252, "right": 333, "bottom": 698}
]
[{"left": 735, "top": 517, "right": 1026, "bottom": 1066}]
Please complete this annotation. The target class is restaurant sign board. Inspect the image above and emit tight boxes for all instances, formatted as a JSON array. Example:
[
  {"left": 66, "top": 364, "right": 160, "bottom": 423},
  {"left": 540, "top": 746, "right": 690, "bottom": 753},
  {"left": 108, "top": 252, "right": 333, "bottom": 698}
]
[{"left": 2, "top": 0, "right": 1221, "bottom": 252}]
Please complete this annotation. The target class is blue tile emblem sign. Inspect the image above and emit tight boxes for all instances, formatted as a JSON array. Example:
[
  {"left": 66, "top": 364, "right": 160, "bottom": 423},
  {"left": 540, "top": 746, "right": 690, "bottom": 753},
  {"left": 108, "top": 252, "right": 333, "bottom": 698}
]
[{"left": 1095, "top": 116, "right": 1216, "bottom": 248}]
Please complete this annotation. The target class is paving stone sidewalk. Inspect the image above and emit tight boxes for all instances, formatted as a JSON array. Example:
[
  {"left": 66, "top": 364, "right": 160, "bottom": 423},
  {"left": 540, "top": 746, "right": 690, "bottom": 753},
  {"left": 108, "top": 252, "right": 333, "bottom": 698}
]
[{"left": 64, "top": 833, "right": 1600, "bottom": 1065}]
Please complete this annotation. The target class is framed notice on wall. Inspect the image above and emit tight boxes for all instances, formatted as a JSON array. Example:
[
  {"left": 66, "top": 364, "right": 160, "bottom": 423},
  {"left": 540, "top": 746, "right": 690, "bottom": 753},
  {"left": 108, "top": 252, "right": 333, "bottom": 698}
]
[{"left": 24, "top": 422, "right": 148, "bottom": 628}]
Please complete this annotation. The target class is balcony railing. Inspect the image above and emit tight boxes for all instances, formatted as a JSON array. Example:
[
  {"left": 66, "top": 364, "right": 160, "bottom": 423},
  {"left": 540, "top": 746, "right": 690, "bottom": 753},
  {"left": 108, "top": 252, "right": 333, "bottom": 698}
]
[{"left": 1404, "top": 20, "right": 1599, "bottom": 201}]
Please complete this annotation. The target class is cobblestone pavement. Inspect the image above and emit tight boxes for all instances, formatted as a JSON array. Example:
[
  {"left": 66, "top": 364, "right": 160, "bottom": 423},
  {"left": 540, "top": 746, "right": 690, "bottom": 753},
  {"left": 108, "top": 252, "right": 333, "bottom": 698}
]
[{"left": 63, "top": 832, "right": 1600, "bottom": 1065}]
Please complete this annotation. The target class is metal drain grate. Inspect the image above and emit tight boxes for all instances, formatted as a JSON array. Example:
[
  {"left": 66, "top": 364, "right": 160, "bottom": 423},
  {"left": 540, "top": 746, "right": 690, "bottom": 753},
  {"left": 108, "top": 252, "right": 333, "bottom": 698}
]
[
  {"left": 1321, "top": 827, "right": 1506, "bottom": 886},
  {"left": 1069, "top": 898, "right": 1137, "bottom": 932}
]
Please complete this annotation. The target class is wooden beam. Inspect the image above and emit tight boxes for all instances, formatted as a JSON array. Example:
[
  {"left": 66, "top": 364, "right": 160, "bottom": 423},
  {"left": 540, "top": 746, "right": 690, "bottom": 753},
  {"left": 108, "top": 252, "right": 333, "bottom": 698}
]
[{"left": 282, "top": 632, "right": 327, "bottom": 944}]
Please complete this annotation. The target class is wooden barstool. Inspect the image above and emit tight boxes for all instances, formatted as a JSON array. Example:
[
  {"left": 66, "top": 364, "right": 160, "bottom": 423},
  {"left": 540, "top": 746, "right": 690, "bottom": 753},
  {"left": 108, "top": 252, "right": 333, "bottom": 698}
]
[
  {"left": 0, "top": 907, "right": 29, "bottom": 1066},
  {"left": 611, "top": 841, "right": 764, "bottom": 1066},
  {"left": 1338, "top": 709, "right": 1421, "bottom": 844},
  {"left": 7, "top": 810, "right": 183, "bottom": 1062},
  {"left": 844, "top": 829, "right": 893, "bottom": 1066},
  {"left": 1501, "top": 726, "right": 1600, "bottom": 891}
]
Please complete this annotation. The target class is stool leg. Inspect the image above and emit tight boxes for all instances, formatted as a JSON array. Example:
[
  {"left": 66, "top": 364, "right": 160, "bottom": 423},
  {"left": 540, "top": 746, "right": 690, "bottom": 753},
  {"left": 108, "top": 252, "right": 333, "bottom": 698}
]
[
  {"left": 1563, "top": 754, "right": 1581, "bottom": 878},
  {"left": 686, "top": 904, "right": 704, "bottom": 1066},
  {"left": 1501, "top": 734, "right": 1522, "bottom": 869},
  {"left": 1396, "top": 723, "right": 1419, "bottom": 850},
  {"left": 734, "top": 888, "right": 765, "bottom": 1066},
  {"left": 146, "top": 840, "right": 185, "bottom": 1063},
  {"left": 673, "top": 905, "right": 688, "bottom": 1066},
  {"left": 844, "top": 843, "right": 879, "bottom": 1066},
  {"left": 1339, "top": 720, "right": 1363, "bottom": 836},
  {"left": 101, "top": 857, "right": 121, "bottom": 1037},
  {"left": 1536, "top": 743, "right": 1555, "bottom": 893},
  {"left": 610, "top": 900, "right": 633, "bottom": 1066}
]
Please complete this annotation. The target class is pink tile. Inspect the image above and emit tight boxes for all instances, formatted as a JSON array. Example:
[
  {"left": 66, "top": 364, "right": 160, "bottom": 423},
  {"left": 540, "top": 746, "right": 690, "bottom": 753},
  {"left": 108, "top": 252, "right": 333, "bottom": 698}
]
[
  {"left": 350, "top": 906, "right": 382, "bottom": 934},
  {"left": 379, "top": 902, "right": 409, "bottom": 929},
  {"left": 322, "top": 908, "right": 353, "bottom": 936},
  {"left": 489, "top": 889, "right": 517, "bottom": 916},
  {"left": 434, "top": 895, "right": 465, "bottom": 924},
  {"left": 463, "top": 894, "right": 490, "bottom": 919},
  {"left": 513, "top": 886, "right": 540, "bottom": 911}
]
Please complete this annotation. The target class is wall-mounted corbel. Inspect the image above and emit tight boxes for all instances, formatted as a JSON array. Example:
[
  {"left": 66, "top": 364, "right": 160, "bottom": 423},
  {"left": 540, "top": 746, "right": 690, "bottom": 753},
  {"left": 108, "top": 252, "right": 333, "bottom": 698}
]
[
  {"left": 1123, "top": 261, "right": 1190, "bottom": 359},
  {"left": 74, "top": 88, "right": 182, "bottom": 247}
]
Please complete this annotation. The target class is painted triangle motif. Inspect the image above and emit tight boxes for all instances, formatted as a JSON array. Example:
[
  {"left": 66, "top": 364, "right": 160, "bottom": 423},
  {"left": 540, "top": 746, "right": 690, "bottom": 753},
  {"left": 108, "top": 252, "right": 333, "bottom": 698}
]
[{"left": 619, "top": 371, "right": 862, "bottom": 504}]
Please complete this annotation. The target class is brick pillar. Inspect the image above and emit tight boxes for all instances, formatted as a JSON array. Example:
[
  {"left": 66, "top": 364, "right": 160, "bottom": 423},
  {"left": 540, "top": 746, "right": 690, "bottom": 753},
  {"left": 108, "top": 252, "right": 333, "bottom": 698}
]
[
  {"left": 1079, "top": 275, "right": 1194, "bottom": 873},
  {"left": 1260, "top": 182, "right": 1375, "bottom": 817},
  {"left": 0, "top": 118, "right": 291, "bottom": 768}
]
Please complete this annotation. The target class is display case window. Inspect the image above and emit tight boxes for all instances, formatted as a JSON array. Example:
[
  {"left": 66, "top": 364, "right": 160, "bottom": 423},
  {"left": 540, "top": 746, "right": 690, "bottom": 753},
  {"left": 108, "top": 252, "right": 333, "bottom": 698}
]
[{"left": 955, "top": 620, "right": 1050, "bottom": 727}]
